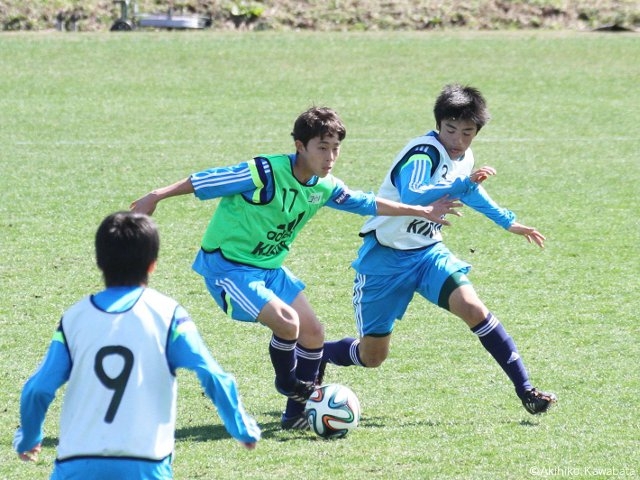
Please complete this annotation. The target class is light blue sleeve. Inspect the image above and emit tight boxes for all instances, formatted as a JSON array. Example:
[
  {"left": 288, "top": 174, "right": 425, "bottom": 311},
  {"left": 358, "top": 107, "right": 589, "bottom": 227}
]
[
  {"left": 395, "top": 155, "right": 515, "bottom": 228},
  {"left": 167, "top": 308, "right": 261, "bottom": 444},
  {"left": 459, "top": 185, "right": 516, "bottom": 229},
  {"left": 14, "top": 329, "right": 71, "bottom": 454},
  {"left": 190, "top": 162, "right": 258, "bottom": 201},
  {"left": 397, "top": 156, "right": 477, "bottom": 205},
  {"left": 325, "top": 180, "right": 378, "bottom": 216}
]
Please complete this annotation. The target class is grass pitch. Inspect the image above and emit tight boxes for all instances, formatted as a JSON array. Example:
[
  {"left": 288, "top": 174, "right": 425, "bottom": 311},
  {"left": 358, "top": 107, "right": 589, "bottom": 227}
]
[{"left": 0, "top": 30, "right": 638, "bottom": 479}]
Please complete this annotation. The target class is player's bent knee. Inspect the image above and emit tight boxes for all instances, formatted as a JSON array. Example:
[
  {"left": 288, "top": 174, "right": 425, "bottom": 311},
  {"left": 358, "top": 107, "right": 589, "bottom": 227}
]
[
  {"left": 359, "top": 335, "right": 390, "bottom": 368},
  {"left": 260, "top": 314, "right": 300, "bottom": 339},
  {"left": 298, "top": 322, "right": 324, "bottom": 348},
  {"left": 283, "top": 322, "right": 300, "bottom": 340},
  {"left": 258, "top": 301, "right": 302, "bottom": 339},
  {"left": 360, "top": 350, "right": 388, "bottom": 368},
  {"left": 363, "top": 357, "right": 385, "bottom": 368},
  {"left": 304, "top": 320, "right": 324, "bottom": 339}
]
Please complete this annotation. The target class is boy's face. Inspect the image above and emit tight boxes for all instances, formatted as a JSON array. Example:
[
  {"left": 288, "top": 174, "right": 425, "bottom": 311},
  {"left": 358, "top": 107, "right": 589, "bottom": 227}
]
[
  {"left": 437, "top": 118, "right": 478, "bottom": 159},
  {"left": 294, "top": 134, "right": 341, "bottom": 181}
]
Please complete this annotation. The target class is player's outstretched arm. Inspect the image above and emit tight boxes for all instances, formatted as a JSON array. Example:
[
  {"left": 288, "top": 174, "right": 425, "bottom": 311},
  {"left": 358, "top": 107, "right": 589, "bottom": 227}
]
[
  {"left": 130, "top": 177, "right": 194, "bottom": 216},
  {"left": 14, "top": 336, "right": 70, "bottom": 463},
  {"left": 508, "top": 221, "right": 546, "bottom": 248},
  {"left": 167, "top": 313, "right": 261, "bottom": 446},
  {"left": 375, "top": 195, "right": 462, "bottom": 225},
  {"left": 469, "top": 165, "right": 497, "bottom": 185}
]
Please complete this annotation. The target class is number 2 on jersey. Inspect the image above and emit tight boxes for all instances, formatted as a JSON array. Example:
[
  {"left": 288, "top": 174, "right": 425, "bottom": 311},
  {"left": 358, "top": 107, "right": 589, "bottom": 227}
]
[{"left": 94, "top": 346, "right": 134, "bottom": 423}]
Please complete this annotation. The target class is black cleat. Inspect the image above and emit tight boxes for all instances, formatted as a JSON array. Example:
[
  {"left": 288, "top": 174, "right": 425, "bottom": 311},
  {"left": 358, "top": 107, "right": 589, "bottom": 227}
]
[
  {"left": 275, "top": 379, "right": 316, "bottom": 403},
  {"left": 281, "top": 412, "right": 310, "bottom": 430},
  {"left": 520, "top": 388, "right": 557, "bottom": 415}
]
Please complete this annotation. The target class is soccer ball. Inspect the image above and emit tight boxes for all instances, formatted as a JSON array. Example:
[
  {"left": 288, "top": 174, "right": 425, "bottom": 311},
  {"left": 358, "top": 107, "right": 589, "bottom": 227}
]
[{"left": 304, "top": 383, "right": 360, "bottom": 439}]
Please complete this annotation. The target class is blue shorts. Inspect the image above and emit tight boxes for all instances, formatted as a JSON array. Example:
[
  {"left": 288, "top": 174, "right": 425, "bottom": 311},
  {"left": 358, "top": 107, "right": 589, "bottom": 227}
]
[
  {"left": 352, "top": 241, "right": 470, "bottom": 337},
  {"left": 192, "top": 249, "right": 305, "bottom": 322},
  {"left": 51, "top": 456, "right": 172, "bottom": 479}
]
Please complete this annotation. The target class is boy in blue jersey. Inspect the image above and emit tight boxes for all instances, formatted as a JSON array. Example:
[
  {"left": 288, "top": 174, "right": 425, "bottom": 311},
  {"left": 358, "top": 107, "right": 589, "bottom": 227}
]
[
  {"left": 14, "top": 212, "right": 260, "bottom": 479},
  {"left": 322, "top": 85, "right": 557, "bottom": 415},
  {"left": 130, "top": 106, "right": 461, "bottom": 429}
]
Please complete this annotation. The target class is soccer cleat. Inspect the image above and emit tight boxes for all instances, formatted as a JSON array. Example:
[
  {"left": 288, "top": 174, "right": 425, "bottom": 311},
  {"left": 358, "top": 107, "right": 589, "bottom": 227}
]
[
  {"left": 275, "top": 378, "right": 316, "bottom": 403},
  {"left": 280, "top": 412, "right": 310, "bottom": 430},
  {"left": 316, "top": 361, "right": 327, "bottom": 386},
  {"left": 520, "top": 388, "right": 557, "bottom": 414}
]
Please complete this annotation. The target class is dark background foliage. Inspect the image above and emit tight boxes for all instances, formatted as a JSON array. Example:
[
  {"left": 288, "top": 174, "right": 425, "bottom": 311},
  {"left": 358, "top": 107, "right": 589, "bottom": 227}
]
[{"left": 1, "top": 0, "right": 638, "bottom": 32}]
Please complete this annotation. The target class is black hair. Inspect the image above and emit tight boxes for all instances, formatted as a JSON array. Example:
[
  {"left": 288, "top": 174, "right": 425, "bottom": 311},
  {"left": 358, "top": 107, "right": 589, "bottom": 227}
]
[
  {"left": 433, "top": 84, "right": 491, "bottom": 131},
  {"left": 95, "top": 211, "right": 159, "bottom": 287},
  {"left": 291, "top": 106, "right": 346, "bottom": 147}
]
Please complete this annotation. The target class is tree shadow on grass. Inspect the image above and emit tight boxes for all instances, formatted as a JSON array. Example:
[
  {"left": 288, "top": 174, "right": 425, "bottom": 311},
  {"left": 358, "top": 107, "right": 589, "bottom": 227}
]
[
  {"left": 40, "top": 427, "right": 248, "bottom": 448},
  {"left": 174, "top": 410, "right": 313, "bottom": 443},
  {"left": 42, "top": 436, "right": 59, "bottom": 448},
  {"left": 41, "top": 413, "right": 539, "bottom": 449},
  {"left": 38, "top": 410, "right": 304, "bottom": 449},
  {"left": 357, "top": 415, "right": 543, "bottom": 430},
  {"left": 255, "top": 410, "right": 313, "bottom": 441},
  {"left": 175, "top": 423, "right": 234, "bottom": 443}
]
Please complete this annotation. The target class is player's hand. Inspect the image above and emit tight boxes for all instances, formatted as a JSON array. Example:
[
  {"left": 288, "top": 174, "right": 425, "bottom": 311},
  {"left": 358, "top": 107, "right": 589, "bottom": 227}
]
[
  {"left": 424, "top": 195, "right": 463, "bottom": 225},
  {"left": 470, "top": 166, "right": 496, "bottom": 184},
  {"left": 241, "top": 441, "right": 257, "bottom": 450},
  {"left": 508, "top": 222, "right": 545, "bottom": 248},
  {"left": 18, "top": 444, "right": 41, "bottom": 462},
  {"left": 130, "top": 193, "right": 159, "bottom": 216}
]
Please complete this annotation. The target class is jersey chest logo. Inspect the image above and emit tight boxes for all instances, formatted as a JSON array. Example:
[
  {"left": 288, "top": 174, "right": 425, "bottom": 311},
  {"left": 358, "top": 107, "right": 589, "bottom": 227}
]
[
  {"left": 251, "top": 211, "right": 306, "bottom": 257},
  {"left": 308, "top": 192, "right": 323, "bottom": 204}
]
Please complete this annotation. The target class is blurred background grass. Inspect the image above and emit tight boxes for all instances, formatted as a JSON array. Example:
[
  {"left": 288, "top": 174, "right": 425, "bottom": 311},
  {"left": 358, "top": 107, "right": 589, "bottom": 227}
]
[{"left": 0, "top": 30, "right": 638, "bottom": 479}]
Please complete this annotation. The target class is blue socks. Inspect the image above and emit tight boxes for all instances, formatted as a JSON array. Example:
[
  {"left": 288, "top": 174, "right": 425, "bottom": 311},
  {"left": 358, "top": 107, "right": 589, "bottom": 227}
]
[{"left": 471, "top": 313, "right": 532, "bottom": 397}]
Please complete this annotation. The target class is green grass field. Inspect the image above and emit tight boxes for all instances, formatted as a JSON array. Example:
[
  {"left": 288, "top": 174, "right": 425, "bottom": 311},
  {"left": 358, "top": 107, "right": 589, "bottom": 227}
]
[{"left": 1, "top": 30, "right": 638, "bottom": 479}]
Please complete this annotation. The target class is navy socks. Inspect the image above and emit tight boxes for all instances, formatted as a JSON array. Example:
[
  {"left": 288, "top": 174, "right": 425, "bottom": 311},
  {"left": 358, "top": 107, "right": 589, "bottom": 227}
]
[
  {"left": 284, "top": 345, "right": 323, "bottom": 418},
  {"left": 318, "top": 314, "right": 531, "bottom": 400},
  {"left": 471, "top": 313, "right": 532, "bottom": 396},
  {"left": 322, "top": 337, "right": 364, "bottom": 367},
  {"left": 312, "top": 314, "right": 531, "bottom": 401},
  {"left": 269, "top": 335, "right": 297, "bottom": 391}
]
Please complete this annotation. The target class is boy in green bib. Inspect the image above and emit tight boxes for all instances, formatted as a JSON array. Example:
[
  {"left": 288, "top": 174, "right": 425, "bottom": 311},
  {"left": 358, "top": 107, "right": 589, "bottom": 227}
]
[{"left": 131, "top": 106, "right": 460, "bottom": 428}]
